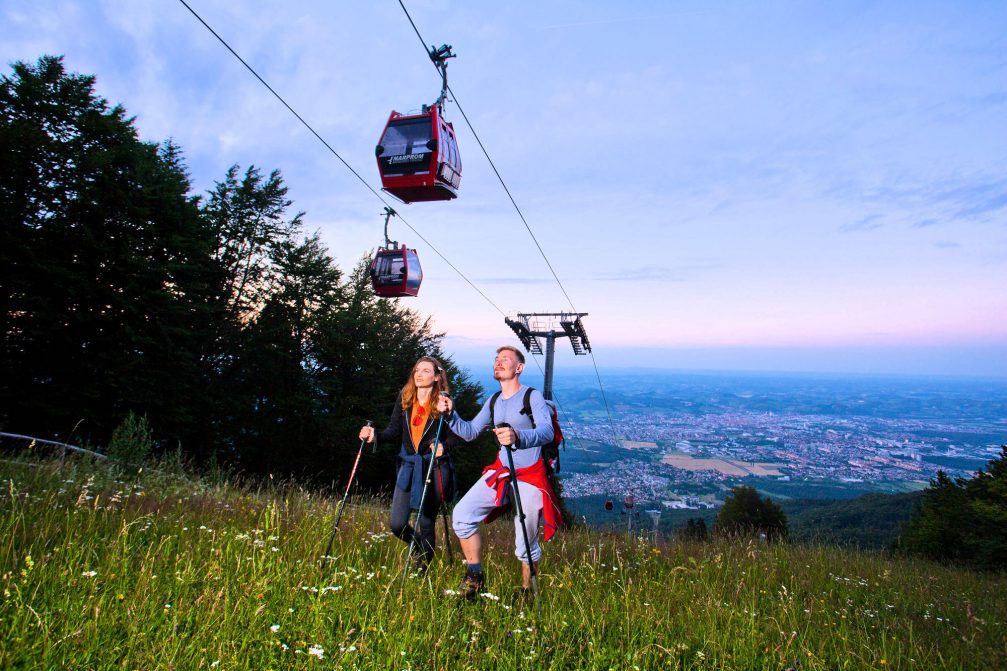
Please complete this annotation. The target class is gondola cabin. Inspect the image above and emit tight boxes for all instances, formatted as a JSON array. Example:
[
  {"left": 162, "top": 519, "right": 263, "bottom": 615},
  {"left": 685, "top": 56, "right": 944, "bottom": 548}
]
[
  {"left": 370, "top": 246, "right": 423, "bottom": 297},
  {"left": 376, "top": 107, "right": 461, "bottom": 203}
]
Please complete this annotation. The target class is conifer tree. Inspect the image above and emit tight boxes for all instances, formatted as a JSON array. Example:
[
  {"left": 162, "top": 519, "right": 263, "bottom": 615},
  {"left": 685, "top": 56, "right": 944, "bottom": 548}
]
[
  {"left": 1, "top": 56, "right": 212, "bottom": 448},
  {"left": 899, "top": 446, "right": 1007, "bottom": 570},
  {"left": 714, "top": 485, "right": 788, "bottom": 541}
]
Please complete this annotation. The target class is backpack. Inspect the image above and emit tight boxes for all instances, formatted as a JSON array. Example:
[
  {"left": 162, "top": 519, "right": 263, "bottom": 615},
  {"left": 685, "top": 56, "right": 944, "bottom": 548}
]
[{"left": 488, "top": 387, "right": 565, "bottom": 473}]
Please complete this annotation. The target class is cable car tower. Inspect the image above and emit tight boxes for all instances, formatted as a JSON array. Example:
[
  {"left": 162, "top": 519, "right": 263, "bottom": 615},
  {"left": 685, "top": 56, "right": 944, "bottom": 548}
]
[{"left": 504, "top": 312, "right": 591, "bottom": 400}]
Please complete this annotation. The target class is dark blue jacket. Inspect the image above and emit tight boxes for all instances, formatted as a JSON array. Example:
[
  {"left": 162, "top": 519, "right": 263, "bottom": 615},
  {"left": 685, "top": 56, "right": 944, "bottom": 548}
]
[{"left": 376, "top": 392, "right": 457, "bottom": 507}]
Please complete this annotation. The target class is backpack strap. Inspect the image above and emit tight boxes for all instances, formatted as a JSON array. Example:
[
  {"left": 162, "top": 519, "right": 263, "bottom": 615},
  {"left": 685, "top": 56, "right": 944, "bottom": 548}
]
[
  {"left": 488, "top": 391, "right": 502, "bottom": 427},
  {"left": 520, "top": 387, "right": 536, "bottom": 428}
]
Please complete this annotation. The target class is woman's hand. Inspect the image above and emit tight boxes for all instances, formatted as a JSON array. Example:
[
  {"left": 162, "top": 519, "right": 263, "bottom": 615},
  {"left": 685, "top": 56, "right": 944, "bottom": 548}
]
[
  {"left": 359, "top": 425, "right": 375, "bottom": 444},
  {"left": 435, "top": 442, "right": 445, "bottom": 458}
]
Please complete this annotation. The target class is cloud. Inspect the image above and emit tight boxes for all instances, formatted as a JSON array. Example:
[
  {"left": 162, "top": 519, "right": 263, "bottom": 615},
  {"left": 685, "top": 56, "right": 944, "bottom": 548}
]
[
  {"left": 955, "top": 191, "right": 1007, "bottom": 219},
  {"left": 840, "top": 213, "right": 884, "bottom": 233},
  {"left": 935, "top": 241, "right": 961, "bottom": 248},
  {"left": 474, "top": 276, "right": 553, "bottom": 285},
  {"left": 976, "top": 91, "right": 1007, "bottom": 107},
  {"left": 592, "top": 266, "right": 692, "bottom": 282},
  {"left": 856, "top": 176, "right": 1007, "bottom": 228}
]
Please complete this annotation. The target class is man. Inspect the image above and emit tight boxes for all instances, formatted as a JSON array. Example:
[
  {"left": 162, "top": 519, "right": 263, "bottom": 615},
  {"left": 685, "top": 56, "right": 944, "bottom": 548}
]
[{"left": 437, "top": 345, "right": 562, "bottom": 599}]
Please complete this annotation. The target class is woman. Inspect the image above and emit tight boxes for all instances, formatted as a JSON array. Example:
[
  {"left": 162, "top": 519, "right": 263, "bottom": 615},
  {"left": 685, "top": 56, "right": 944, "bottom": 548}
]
[{"left": 359, "top": 356, "right": 456, "bottom": 570}]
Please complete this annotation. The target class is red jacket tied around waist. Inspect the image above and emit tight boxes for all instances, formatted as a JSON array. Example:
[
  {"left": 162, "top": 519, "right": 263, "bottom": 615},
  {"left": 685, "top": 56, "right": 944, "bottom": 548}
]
[{"left": 480, "top": 456, "right": 562, "bottom": 541}]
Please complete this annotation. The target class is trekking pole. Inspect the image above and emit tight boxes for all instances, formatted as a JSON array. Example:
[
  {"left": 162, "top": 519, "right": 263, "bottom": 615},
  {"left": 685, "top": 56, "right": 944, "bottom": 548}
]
[
  {"left": 434, "top": 465, "right": 455, "bottom": 563},
  {"left": 497, "top": 422, "right": 540, "bottom": 614},
  {"left": 321, "top": 420, "right": 372, "bottom": 570},
  {"left": 440, "top": 507, "right": 454, "bottom": 563},
  {"left": 399, "top": 414, "right": 445, "bottom": 594}
]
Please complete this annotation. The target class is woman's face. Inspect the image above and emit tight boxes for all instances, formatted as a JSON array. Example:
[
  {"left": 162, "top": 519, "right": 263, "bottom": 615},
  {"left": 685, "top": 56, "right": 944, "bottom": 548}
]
[{"left": 412, "top": 361, "right": 438, "bottom": 389}]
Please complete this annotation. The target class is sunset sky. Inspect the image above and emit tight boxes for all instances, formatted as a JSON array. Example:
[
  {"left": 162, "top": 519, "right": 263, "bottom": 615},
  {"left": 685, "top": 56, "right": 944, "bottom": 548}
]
[{"left": 4, "top": 0, "right": 1005, "bottom": 377}]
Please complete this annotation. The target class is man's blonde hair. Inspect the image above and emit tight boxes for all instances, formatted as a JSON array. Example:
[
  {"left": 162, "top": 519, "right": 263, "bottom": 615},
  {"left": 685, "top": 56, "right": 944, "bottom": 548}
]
[{"left": 496, "top": 345, "right": 525, "bottom": 364}]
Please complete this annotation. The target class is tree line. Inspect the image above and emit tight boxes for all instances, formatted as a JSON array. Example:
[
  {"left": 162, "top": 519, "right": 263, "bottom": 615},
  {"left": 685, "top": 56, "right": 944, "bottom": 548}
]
[
  {"left": 683, "top": 448, "right": 1007, "bottom": 573},
  {"left": 1, "top": 55, "right": 495, "bottom": 490}
]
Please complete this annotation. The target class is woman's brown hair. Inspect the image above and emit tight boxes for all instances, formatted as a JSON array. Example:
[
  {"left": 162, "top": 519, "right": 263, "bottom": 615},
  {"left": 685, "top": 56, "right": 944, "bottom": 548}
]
[{"left": 400, "top": 356, "right": 450, "bottom": 419}]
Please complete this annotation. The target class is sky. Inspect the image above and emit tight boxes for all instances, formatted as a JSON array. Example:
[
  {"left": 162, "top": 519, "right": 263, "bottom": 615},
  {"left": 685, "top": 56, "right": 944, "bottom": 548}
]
[{"left": 4, "top": 0, "right": 1006, "bottom": 378}]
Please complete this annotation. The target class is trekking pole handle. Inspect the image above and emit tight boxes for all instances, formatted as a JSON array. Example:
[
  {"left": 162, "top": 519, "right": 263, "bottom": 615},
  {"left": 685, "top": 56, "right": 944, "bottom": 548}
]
[
  {"left": 494, "top": 422, "right": 515, "bottom": 448},
  {"left": 364, "top": 419, "right": 375, "bottom": 452}
]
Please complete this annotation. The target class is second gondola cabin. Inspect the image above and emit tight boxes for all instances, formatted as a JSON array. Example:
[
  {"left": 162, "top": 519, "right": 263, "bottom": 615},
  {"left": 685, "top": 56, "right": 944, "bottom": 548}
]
[
  {"left": 375, "top": 106, "right": 461, "bottom": 203},
  {"left": 370, "top": 245, "right": 423, "bottom": 298}
]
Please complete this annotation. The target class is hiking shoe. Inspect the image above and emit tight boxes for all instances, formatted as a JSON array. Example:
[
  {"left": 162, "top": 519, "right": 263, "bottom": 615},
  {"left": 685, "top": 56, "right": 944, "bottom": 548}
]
[{"left": 458, "top": 568, "right": 484, "bottom": 600}]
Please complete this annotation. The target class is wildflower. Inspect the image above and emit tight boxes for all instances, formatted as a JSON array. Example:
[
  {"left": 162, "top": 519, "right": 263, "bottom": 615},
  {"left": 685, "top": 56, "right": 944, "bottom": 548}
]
[
  {"left": 164, "top": 603, "right": 171, "bottom": 609},
  {"left": 82, "top": 570, "right": 97, "bottom": 578},
  {"left": 271, "top": 624, "right": 281, "bottom": 633},
  {"left": 480, "top": 592, "right": 500, "bottom": 601},
  {"left": 308, "top": 644, "right": 324, "bottom": 659}
]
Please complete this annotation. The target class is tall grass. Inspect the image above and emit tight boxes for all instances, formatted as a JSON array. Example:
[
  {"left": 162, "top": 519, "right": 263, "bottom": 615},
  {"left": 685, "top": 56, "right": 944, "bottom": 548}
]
[{"left": 1, "top": 454, "right": 1004, "bottom": 670}]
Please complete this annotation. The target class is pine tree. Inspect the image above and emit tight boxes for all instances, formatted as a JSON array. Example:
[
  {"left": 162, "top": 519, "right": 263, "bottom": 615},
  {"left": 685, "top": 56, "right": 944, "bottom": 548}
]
[
  {"left": 714, "top": 485, "right": 788, "bottom": 541},
  {"left": 1, "top": 56, "right": 213, "bottom": 448},
  {"left": 899, "top": 446, "right": 1007, "bottom": 570}
]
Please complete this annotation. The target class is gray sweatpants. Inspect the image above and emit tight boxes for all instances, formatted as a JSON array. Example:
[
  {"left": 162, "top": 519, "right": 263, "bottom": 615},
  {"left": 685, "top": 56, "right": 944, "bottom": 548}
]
[{"left": 452, "top": 468, "right": 544, "bottom": 563}]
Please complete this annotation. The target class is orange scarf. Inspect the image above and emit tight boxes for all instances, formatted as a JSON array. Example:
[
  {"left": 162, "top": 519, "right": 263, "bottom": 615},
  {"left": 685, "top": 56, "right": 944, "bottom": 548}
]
[{"left": 409, "top": 398, "right": 429, "bottom": 451}]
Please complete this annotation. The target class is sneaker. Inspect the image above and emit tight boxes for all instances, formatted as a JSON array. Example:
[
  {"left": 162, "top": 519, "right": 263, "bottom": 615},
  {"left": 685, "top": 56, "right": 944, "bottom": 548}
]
[{"left": 458, "top": 568, "right": 484, "bottom": 600}]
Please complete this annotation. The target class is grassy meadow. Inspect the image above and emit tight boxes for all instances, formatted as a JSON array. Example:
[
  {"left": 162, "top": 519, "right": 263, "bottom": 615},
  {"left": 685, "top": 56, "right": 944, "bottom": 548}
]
[{"left": 1, "top": 454, "right": 1004, "bottom": 670}]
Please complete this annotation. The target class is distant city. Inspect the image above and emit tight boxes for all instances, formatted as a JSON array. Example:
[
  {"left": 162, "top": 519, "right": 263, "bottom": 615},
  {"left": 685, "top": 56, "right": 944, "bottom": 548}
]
[{"left": 470, "top": 369, "right": 1007, "bottom": 511}]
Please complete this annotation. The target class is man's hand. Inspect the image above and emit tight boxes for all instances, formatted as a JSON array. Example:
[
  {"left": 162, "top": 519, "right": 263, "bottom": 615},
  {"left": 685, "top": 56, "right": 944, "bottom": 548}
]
[
  {"left": 437, "top": 395, "right": 453, "bottom": 415},
  {"left": 493, "top": 425, "right": 517, "bottom": 447}
]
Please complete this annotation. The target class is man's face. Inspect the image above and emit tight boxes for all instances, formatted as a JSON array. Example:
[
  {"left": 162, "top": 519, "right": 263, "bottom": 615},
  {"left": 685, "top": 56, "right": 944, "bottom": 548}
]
[{"left": 493, "top": 349, "right": 523, "bottom": 381}]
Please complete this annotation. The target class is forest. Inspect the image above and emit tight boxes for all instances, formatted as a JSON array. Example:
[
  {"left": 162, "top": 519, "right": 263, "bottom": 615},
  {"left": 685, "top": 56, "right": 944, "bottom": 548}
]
[{"left": 1, "top": 55, "right": 495, "bottom": 491}]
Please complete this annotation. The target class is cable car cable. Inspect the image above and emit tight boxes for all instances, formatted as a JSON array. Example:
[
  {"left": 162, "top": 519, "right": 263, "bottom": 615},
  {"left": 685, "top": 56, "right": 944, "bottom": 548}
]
[
  {"left": 397, "top": 0, "right": 576, "bottom": 314},
  {"left": 177, "top": 0, "right": 379, "bottom": 202},
  {"left": 399, "top": 0, "right": 622, "bottom": 452},
  {"left": 180, "top": 0, "right": 617, "bottom": 449},
  {"left": 175, "top": 0, "right": 506, "bottom": 317}
]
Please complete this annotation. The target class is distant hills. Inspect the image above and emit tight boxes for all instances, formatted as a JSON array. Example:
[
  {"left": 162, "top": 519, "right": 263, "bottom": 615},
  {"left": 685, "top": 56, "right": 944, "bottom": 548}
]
[{"left": 782, "top": 491, "right": 924, "bottom": 550}]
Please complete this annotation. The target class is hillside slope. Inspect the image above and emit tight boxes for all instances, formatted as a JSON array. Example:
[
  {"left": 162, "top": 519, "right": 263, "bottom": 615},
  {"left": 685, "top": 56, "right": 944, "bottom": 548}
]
[{"left": 1, "top": 456, "right": 1003, "bottom": 670}]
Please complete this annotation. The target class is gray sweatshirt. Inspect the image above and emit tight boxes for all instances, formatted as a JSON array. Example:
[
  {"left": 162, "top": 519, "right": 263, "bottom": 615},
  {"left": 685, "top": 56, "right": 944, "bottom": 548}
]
[{"left": 447, "top": 385, "right": 554, "bottom": 470}]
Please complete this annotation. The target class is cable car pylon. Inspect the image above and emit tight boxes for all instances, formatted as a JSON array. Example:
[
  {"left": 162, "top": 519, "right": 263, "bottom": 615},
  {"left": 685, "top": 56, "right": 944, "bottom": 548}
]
[{"left": 504, "top": 313, "right": 591, "bottom": 400}]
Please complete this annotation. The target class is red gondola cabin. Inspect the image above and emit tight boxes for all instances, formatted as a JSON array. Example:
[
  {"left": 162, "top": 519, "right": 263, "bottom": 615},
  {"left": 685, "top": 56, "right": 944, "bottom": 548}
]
[
  {"left": 376, "top": 106, "right": 461, "bottom": 203},
  {"left": 370, "top": 246, "right": 423, "bottom": 298}
]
